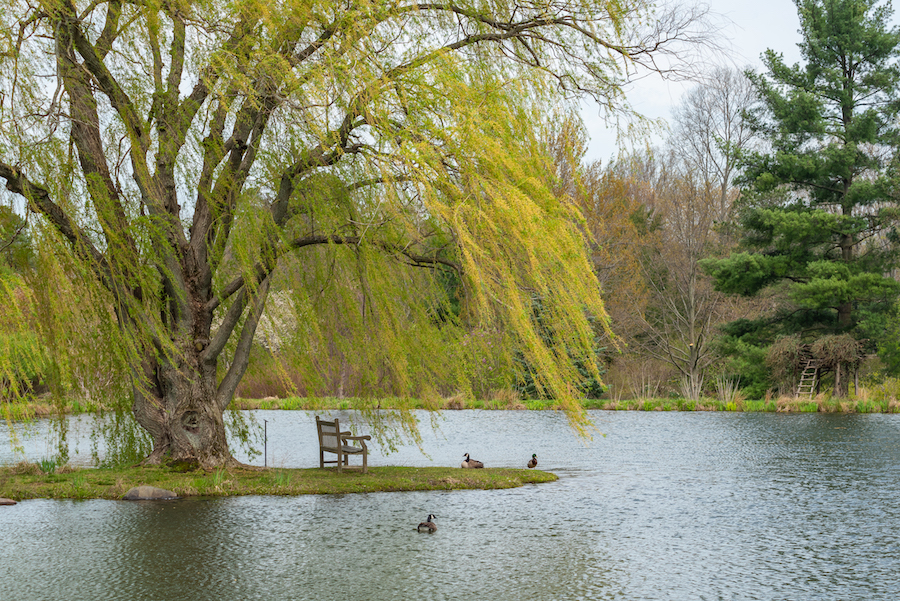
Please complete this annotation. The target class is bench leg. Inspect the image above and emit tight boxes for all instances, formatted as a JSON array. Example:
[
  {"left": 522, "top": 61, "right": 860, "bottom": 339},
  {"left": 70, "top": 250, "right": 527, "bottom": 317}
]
[{"left": 362, "top": 450, "right": 367, "bottom": 474}]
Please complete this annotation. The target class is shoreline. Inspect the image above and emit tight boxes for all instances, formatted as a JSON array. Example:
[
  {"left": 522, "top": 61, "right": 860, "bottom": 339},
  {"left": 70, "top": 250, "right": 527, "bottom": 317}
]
[{"left": 5, "top": 394, "right": 900, "bottom": 420}]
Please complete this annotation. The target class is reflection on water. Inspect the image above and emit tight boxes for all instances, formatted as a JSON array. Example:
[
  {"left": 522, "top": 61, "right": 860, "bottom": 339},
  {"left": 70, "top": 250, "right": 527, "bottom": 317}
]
[{"left": 3, "top": 411, "right": 900, "bottom": 600}]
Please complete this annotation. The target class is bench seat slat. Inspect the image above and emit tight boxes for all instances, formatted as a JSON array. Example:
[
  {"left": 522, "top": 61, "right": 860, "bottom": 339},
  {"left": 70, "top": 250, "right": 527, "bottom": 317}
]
[{"left": 320, "top": 445, "right": 366, "bottom": 454}]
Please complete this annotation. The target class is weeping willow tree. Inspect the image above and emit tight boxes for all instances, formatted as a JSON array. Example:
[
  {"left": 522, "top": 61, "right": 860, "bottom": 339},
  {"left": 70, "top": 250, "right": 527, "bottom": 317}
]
[{"left": 0, "top": 0, "right": 712, "bottom": 467}]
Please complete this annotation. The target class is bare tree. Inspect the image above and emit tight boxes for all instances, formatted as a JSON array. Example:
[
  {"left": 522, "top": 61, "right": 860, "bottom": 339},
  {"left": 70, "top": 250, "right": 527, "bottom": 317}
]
[
  {"left": 631, "top": 155, "right": 730, "bottom": 399},
  {"left": 615, "top": 69, "right": 757, "bottom": 399},
  {"left": 670, "top": 65, "right": 757, "bottom": 223}
]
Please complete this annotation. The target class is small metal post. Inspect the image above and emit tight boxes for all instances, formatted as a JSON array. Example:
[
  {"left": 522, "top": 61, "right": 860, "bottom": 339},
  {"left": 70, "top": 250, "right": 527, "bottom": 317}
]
[{"left": 264, "top": 419, "right": 268, "bottom": 468}]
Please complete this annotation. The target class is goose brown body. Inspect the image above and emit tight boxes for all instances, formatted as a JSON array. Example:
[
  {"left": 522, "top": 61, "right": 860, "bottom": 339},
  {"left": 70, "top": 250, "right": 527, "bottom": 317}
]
[
  {"left": 417, "top": 514, "right": 437, "bottom": 532},
  {"left": 461, "top": 453, "right": 484, "bottom": 468}
]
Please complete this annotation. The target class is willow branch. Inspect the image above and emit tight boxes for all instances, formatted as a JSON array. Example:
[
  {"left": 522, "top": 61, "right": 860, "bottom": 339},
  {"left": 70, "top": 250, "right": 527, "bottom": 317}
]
[
  {"left": 63, "top": 5, "right": 147, "bottom": 156},
  {"left": 215, "top": 277, "right": 271, "bottom": 410},
  {"left": 0, "top": 161, "right": 110, "bottom": 285},
  {"left": 207, "top": 233, "right": 460, "bottom": 313},
  {"left": 94, "top": 0, "right": 120, "bottom": 59},
  {"left": 204, "top": 287, "right": 247, "bottom": 364}
]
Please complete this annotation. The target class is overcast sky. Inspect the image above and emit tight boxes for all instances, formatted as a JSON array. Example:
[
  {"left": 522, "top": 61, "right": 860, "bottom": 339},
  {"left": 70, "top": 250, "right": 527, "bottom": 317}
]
[{"left": 582, "top": 0, "right": 806, "bottom": 162}]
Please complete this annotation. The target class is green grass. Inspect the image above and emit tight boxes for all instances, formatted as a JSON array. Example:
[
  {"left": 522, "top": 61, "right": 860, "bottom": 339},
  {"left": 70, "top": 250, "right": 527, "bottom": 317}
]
[
  {"left": 0, "top": 463, "right": 558, "bottom": 501},
  {"left": 6, "top": 391, "right": 900, "bottom": 421},
  {"left": 38, "top": 457, "right": 59, "bottom": 474}
]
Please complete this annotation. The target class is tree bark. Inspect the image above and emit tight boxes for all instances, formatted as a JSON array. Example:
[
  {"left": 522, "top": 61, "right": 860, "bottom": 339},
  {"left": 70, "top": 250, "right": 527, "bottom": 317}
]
[
  {"left": 834, "top": 362, "right": 850, "bottom": 399},
  {"left": 838, "top": 230, "right": 853, "bottom": 330},
  {"left": 133, "top": 352, "right": 235, "bottom": 469}
]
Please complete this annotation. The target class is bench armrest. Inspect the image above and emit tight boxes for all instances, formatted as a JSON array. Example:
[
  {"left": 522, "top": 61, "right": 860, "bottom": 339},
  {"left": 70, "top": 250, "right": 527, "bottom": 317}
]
[{"left": 342, "top": 435, "right": 371, "bottom": 441}]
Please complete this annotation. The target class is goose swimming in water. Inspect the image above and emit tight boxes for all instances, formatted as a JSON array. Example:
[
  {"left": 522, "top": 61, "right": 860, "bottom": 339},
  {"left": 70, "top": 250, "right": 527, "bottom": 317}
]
[
  {"left": 417, "top": 514, "right": 437, "bottom": 532},
  {"left": 461, "top": 453, "right": 484, "bottom": 468},
  {"left": 527, "top": 453, "right": 538, "bottom": 468}
]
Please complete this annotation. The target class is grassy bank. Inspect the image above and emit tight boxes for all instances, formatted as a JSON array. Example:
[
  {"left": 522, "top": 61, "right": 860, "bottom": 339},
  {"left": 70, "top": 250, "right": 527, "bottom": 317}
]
[
  {"left": 595, "top": 395, "right": 900, "bottom": 413},
  {"left": 0, "top": 463, "right": 557, "bottom": 501},
  {"left": 226, "top": 394, "right": 900, "bottom": 413},
  {"left": 230, "top": 395, "right": 565, "bottom": 411},
  {"left": 5, "top": 392, "right": 900, "bottom": 420}
]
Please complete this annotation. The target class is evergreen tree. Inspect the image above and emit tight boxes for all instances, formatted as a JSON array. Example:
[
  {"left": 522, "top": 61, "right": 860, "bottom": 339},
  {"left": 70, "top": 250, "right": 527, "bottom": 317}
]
[{"left": 702, "top": 0, "right": 900, "bottom": 396}]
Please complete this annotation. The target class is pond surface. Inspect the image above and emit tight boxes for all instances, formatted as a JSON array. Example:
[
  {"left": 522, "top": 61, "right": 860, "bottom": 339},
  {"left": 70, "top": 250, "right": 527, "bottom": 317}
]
[{"left": 3, "top": 410, "right": 900, "bottom": 600}]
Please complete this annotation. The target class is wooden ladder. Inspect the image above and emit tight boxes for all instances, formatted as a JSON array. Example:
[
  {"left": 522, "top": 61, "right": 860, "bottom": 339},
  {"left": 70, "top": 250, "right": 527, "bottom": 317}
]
[{"left": 796, "top": 358, "right": 818, "bottom": 398}]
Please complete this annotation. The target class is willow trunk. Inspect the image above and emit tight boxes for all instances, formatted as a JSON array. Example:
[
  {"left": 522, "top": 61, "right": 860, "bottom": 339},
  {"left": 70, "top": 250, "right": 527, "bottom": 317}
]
[{"left": 132, "top": 351, "right": 235, "bottom": 469}]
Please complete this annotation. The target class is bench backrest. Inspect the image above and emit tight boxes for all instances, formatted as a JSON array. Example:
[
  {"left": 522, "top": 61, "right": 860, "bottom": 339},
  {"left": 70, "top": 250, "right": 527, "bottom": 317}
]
[{"left": 316, "top": 416, "right": 341, "bottom": 449}]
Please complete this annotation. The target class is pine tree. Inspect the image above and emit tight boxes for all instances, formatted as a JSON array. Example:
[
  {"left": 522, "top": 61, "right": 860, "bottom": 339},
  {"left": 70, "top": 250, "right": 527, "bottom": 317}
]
[{"left": 702, "top": 0, "right": 900, "bottom": 396}]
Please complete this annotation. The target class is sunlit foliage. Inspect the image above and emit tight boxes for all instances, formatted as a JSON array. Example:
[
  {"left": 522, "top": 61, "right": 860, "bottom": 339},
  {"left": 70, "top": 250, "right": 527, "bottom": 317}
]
[{"left": 0, "top": 0, "right": 712, "bottom": 464}]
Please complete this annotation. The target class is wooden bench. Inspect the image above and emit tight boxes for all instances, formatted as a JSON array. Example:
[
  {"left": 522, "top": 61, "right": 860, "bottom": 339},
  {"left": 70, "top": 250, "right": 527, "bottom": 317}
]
[{"left": 315, "top": 416, "right": 371, "bottom": 473}]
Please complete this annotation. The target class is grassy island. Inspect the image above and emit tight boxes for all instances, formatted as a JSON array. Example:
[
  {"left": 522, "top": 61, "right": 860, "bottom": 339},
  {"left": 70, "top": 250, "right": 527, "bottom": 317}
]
[{"left": 0, "top": 463, "right": 557, "bottom": 502}]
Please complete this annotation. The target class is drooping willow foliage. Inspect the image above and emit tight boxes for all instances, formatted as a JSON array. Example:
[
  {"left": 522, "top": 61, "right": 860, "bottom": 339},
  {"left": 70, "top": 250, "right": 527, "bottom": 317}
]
[{"left": 0, "top": 0, "right": 712, "bottom": 462}]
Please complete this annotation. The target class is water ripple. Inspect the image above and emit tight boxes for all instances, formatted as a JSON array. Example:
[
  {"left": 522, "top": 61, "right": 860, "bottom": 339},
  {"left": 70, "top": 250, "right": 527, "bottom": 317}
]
[{"left": 4, "top": 412, "right": 900, "bottom": 599}]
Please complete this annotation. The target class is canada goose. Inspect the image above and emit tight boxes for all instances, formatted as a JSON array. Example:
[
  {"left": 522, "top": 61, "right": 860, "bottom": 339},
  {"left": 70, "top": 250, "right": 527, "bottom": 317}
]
[
  {"left": 417, "top": 514, "right": 437, "bottom": 532},
  {"left": 527, "top": 453, "right": 537, "bottom": 468},
  {"left": 461, "top": 453, "right": 484, "bottom": 468}
]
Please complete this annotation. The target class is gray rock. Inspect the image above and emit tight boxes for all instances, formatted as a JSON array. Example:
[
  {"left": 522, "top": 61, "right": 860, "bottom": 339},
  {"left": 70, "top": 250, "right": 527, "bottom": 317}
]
[
  {"left": 0, "top": 498, "right": 17, "bottom": 506},
  {"left": 122, "top": 485, "right": 178, "bottom": 500}
]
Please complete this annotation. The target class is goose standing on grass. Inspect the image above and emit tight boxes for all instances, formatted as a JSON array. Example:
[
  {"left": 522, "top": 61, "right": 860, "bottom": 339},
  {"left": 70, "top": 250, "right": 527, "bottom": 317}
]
[
  {"left": 461, "top": 453, "right": 484, "bottom": 468},
  {"left": 527, "top": 454, "right": 538, "bottom": 469},
  {"left": 418, "top": 514, "right": 438, "bottom": 532}
]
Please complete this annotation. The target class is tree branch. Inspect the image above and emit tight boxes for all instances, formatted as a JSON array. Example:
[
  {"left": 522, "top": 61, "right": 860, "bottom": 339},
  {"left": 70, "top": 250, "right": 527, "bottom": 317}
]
[
  {"left": 61, "top": 1, "right": 147, "bottom": 155},
  {"left": 0, "top": 161, "right": 110, "bottom": 285},
  {"left": 215, "top": 277, "right": 271, "bottom": 410},
  {"left": 206, "top": 233, "right": 460, "bottom": 313},
  {"left": 94, "top": 0, "right": 120, "bottom": 60}
]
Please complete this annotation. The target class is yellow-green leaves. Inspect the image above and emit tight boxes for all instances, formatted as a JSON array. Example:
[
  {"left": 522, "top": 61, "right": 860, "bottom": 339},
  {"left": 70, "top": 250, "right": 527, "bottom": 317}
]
[{"left": 0, "top": 0, "right": 704, "bottom": 460}]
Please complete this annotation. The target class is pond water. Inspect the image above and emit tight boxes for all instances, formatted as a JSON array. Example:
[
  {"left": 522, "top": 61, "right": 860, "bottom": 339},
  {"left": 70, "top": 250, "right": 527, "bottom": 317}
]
[{"left": 3, "top": 410, "right": 900, "bottom": 600}]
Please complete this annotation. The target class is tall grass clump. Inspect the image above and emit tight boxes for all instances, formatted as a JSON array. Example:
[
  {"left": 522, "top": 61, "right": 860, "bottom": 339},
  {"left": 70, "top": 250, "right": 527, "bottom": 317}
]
[
  {"left": 858, "top": 378, "right": 900, "bottom": 412},
  {"left": 38, "top": 456, "right": 59, "bottom": 474},
  {"left": 716, "top": 376, "right": 744, "bottom": 410}
]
